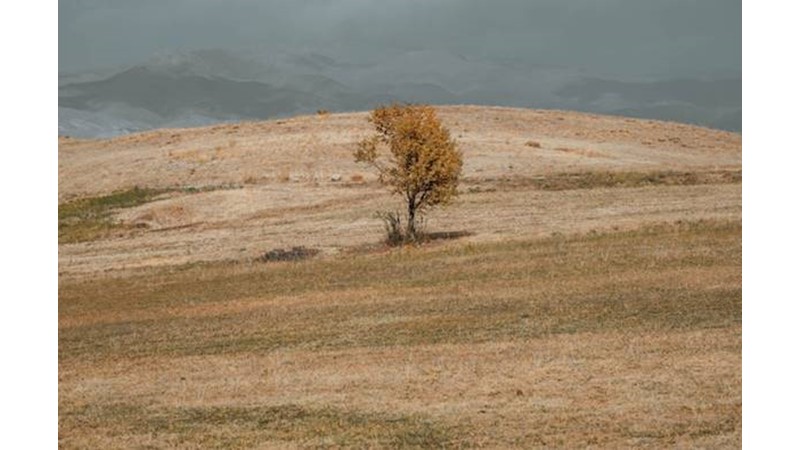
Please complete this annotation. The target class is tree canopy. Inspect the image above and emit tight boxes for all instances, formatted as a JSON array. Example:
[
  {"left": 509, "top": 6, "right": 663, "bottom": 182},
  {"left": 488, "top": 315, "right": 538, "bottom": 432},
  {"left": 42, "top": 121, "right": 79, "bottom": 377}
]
[{"left": 355, "top": 104, "right": 462, "bottom": 242}]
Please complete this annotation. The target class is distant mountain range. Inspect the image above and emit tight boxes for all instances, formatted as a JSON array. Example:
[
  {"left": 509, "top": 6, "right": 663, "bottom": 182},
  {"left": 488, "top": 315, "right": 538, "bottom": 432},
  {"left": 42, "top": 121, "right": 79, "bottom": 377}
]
[{"left": 59, "top": 49, "right": 741, "bottom": 138}]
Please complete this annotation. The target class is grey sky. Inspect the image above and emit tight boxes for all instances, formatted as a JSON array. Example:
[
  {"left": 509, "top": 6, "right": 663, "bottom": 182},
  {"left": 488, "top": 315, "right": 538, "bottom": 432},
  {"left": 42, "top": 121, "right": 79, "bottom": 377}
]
[{"left": 59, "top": 0, "right": 740, "bottom": 79}]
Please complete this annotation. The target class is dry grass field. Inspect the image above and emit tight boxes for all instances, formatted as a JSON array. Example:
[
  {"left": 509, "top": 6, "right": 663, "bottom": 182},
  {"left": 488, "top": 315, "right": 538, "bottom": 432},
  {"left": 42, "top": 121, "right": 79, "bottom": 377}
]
[{"left": 59, "top": 106, "right": 741, "bottom": 448}]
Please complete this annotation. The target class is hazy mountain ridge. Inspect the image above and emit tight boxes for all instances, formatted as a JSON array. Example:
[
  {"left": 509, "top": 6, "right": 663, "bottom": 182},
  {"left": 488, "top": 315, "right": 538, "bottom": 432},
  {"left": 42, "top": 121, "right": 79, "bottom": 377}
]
[
  {"left": 556, "top": 77, "right": 742, "bottom": 132},
  {"left": 59, "top": 49, "right": 741, "bottom": 138},
  {"left": 557, "top": 77, "right": 741, "bottom": 108}
]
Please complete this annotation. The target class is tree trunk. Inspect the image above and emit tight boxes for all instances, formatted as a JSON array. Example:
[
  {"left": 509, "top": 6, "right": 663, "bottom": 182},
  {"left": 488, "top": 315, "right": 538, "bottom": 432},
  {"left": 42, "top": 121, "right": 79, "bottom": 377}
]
[{"left": 406, "top": 197, "right": 417, "bottom": 242}]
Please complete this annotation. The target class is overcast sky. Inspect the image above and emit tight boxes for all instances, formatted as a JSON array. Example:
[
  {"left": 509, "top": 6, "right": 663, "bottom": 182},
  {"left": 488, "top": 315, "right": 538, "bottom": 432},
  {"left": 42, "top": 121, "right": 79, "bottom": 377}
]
[{"left": 59, "top": 0, "right": 741, "bottom": 79}]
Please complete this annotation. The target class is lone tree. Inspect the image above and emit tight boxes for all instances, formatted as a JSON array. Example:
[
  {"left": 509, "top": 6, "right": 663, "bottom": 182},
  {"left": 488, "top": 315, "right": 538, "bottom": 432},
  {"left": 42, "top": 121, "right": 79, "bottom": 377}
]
[{"left": 355, "top": 104, "right": 462, "bottom": 243}]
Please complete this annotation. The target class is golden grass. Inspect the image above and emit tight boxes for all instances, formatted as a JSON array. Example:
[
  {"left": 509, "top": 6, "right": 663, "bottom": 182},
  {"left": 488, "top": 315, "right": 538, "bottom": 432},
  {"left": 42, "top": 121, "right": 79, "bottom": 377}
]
[
  {"left": 60, "top": 403, "right": 451, "bottom": 448},
  {"left": 58, "top": 107, "right": 742, "bottom": 447},
  {"left": 58, "top": 106, "right": 741, "bottom": 203},
  {"left": 476, "top": 169, "right": 741, "bottom": 192},
  {"left": 59, "top": 220, "right": 741, "bottom": 448}
]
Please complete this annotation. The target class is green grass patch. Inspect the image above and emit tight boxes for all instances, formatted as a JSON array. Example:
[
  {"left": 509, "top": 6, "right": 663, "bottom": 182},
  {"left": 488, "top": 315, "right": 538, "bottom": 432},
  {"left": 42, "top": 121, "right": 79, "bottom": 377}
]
[
  {"left": 59, "top": 184, "right": 247, "bottom": 244},
  {"left": 59, "top": 187, "right": 168, "bottom": 244}
]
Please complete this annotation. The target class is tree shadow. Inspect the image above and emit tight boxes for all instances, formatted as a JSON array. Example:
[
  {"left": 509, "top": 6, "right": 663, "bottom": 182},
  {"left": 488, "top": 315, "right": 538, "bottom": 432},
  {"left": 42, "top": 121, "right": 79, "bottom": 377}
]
[{"left": 418, "top": 230, "right": 474, "bottom": 243}]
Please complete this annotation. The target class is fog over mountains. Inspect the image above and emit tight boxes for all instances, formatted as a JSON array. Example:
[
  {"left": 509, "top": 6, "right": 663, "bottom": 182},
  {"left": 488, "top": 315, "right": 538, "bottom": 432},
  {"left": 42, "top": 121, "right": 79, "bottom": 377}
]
[
  {"left": 59, "top": 1, "right": 740, "bottom": 138},
  {"left": 58, "top": 48, "right": 740, "bottom": 138}
]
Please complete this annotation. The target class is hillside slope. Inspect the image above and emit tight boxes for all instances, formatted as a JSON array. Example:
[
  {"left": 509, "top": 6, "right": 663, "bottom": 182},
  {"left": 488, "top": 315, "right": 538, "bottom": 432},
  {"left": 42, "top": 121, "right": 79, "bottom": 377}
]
[
  {"left": 59, "top": 106, "right": 742, "bottom": 447},
  {"left": 59, "top": 106, "right": 741, "bottom": 275}
]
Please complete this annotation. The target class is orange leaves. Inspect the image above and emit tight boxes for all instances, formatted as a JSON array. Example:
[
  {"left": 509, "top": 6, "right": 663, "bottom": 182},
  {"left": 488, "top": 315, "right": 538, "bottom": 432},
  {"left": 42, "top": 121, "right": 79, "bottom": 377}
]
[
  {"left": 355, "top": 104, "right": 463, "bottom": 240},
  {"left": 356, "top": 104, "right": 462, "bottom": 208}
]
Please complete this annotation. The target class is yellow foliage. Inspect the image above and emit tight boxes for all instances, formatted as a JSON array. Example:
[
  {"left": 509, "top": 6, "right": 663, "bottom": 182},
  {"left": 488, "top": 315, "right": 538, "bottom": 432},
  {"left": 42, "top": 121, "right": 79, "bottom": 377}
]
[{"left": 355, "top": 104, "right": 462, "bottom": 241}]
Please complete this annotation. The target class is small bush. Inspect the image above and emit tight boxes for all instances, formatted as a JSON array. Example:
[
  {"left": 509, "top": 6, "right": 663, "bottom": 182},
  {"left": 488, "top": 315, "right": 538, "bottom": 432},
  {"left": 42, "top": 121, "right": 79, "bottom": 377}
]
[
  {"left": 375, "top": 211, "right": 428, "bottom": 246},
  {"left": 277, "top": 170, "right": 291, "bottom": 183},
  {"left": 376, "top": 211, "right": 404, "bottom": 246}
]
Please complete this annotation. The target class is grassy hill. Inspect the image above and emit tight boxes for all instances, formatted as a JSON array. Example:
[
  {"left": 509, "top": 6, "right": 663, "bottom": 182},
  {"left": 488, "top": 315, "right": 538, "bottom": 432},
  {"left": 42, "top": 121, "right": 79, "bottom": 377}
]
[{"left": 58, "top": 106, "right": 741, "bottom": 447}]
